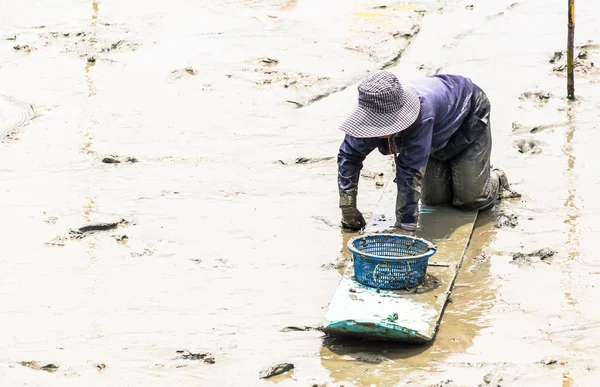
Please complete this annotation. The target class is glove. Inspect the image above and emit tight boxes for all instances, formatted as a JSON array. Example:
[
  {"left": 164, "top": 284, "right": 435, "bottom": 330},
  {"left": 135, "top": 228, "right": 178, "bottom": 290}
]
[
  {"left": 339, "top": 189, "right": 366, "bottom": 231},
  {"left": 341, "top": 207, "right": 366, "bottom": 231}
]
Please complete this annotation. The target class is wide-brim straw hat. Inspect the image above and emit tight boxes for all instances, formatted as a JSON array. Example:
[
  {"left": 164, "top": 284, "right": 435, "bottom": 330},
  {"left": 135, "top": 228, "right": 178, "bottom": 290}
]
[{"left": 339, "top": 71, "right": 421, "bottom": 138}]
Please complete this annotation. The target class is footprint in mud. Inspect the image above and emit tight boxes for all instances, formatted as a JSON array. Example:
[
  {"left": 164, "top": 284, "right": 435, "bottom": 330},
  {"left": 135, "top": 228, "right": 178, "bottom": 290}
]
[
  {"left": 519, "top": 90, "right": 552, "bottom": 106},
  {"left": 515, "top": 138, "right": 542, "bottom": 154}
]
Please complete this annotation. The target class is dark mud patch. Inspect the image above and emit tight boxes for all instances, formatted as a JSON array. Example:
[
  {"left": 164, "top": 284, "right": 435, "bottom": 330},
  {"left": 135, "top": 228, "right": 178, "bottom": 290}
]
[
  {"left": 511, "top": 248, "right": 556, "bottom": 267},
  {"left": 13, "top": 44, "right": 34, "bottom": 53},
  {"left": 69, "top": 219, "right": 130, "bottom": 239},
  {"left": 18, "top": 361, "right": 59, "bottom": 373},
  {"left": 174, "top": 350, "right": 215, "bottom": 364},
  {"left": 515, "top": 138, "right": 542, "bottom": 154},
  {"left": 102, "top": 155, "right": 139, "bottom": 164},
  {"left": 259, "top": 362, "right": 294, "bottom": 379},
  {"left": 496, "top": 210, "right": 518, "bottom": 228}
]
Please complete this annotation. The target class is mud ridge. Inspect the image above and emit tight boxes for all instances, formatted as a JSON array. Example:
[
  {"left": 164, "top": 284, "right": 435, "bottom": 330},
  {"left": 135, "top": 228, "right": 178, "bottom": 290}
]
[
  {"left": 0, "top": 94, "right": 35, "bottom": 143},
  {"left": 288, "top": 19, "right": 424, "bottom": 108}
]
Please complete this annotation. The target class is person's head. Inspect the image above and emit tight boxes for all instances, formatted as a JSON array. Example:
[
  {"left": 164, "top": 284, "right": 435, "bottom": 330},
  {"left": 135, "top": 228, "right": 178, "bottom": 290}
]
[{"left": 338, "top": 71, "right": 420, "bottom": 139}]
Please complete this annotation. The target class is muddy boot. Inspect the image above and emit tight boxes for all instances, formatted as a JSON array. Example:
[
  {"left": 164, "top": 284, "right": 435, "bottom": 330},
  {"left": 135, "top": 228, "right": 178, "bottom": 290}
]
[{"left": 492, "top": 167, "right": 510, "bottom": 191}]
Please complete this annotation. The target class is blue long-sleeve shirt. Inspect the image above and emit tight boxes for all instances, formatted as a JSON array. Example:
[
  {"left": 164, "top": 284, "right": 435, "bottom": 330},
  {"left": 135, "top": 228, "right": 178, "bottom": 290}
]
[{"left": 337, "top": 74, "right": 475, "bottom": 225}]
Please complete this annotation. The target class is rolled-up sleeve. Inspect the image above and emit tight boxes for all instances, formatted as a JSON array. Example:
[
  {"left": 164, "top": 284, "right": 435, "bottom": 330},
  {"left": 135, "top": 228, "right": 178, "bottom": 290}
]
[{"left": 395, "top": 118, "right": 434, "bottom": 224}]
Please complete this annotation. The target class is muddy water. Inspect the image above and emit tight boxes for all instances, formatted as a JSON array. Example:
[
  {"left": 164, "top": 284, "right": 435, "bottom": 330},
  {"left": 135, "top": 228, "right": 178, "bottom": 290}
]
[{"left": 1, "top": 0, "right": 600, "bottom": 386}]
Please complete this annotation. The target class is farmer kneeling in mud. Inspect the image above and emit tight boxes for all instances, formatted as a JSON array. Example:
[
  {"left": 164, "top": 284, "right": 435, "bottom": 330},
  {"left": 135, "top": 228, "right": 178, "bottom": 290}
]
[{"left": 337, "top": 70, "right": 509, "bottom": 231}]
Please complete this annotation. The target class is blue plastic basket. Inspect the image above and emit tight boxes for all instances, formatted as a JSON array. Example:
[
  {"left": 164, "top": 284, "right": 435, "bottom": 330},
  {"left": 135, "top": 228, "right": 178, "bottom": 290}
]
[{"left": 348, "top": 234, "right": 436, "bottom": 290}]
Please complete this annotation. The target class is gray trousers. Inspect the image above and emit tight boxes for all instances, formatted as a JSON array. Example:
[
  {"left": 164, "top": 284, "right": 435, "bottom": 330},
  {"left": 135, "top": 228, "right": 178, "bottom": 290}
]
[{"left": 421, "top": 89, "right": 500, "bottom": 211}]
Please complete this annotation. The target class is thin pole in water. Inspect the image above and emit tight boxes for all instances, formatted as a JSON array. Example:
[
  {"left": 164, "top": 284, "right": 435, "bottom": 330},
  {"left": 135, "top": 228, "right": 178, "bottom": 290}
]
[{"left": 567, "top": 0, "right": 575, "bottom": 99}]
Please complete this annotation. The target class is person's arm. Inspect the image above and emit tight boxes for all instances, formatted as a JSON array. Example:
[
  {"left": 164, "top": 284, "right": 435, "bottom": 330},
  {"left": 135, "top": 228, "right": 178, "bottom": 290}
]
[
  {"left": 394, "top": 118, "right": 434, "bottom": 230},
  {"left": 337, "top": 135, "right": 378, "bottom": 229}
]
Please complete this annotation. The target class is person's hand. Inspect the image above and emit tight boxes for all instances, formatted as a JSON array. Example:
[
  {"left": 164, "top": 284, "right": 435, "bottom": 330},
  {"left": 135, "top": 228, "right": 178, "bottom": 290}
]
[{"left": 341, "top": 207, "right": 366, "bottom": 231}]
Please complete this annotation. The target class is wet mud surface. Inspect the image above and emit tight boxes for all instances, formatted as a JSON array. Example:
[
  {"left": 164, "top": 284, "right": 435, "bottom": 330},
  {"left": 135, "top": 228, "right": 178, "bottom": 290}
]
[{"left": 2, "top": 0, "right": 600, "bottom": 386}]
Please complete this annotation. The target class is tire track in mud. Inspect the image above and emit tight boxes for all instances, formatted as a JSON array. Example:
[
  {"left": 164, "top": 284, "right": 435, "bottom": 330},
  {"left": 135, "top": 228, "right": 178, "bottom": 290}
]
[{"left": 0, "top": 94, "right": 35, "bottom": 143}]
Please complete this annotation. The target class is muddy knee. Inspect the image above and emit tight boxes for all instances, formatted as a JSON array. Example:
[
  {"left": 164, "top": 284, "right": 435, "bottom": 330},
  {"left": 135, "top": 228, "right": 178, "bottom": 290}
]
[
  {"left": 422, "top": 159, "right": 452, "bottom": 206},
  {"left": 453, "top": 172, "right": 502, "bottom": 210}
]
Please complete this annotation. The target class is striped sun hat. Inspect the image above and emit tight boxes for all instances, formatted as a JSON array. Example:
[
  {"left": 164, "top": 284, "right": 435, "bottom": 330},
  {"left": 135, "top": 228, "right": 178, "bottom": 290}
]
[{"left": 339, "top": 71, "right": 421, "bottom": 138}]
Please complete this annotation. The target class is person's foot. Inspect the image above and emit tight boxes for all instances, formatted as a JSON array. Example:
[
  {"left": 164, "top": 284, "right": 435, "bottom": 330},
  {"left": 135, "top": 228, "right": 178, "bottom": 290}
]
[{"left": 492, "top": 168, "right": 510, "bottom": 191}]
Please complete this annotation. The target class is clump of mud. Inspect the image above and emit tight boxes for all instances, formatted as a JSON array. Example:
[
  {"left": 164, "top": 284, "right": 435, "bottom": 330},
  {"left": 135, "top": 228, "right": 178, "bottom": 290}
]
[
  {"left": 174, "top": 350, "right": 215, "bottom": 364},
  {"left": 515, "top": 138, "right": 542, "bottom": 154},
  {"left": 47, "top": 219, "right": 131, "bottom": 246},
  {"left": 69, "top": 219, "right": 130, "bottom": 239},
  {"left": 259, "top": 362, "right": 294, "bottom": 379},
  {"left": 496, "top": 210, "right": 518, "bottom": 228},
  {"left": 102, "top": 155, "right": 138, "bottom": 164},
  {"left": 499, "top": 189, "right": 522, "bottom": 200},
  {"left": 550, "top": 42, "right": 600, "bottom": 78},
  {"left": 18, "top": 361, "right": 59, "bottom": 372},
  {"left": 511, "top": 248, "right": 556, "bottom": 267}
]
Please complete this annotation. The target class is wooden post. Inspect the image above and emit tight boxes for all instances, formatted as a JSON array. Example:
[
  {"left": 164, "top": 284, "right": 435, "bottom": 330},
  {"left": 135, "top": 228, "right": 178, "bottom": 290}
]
[{"left": 567, "top": 0, "right": 575, "bottom": 99}]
